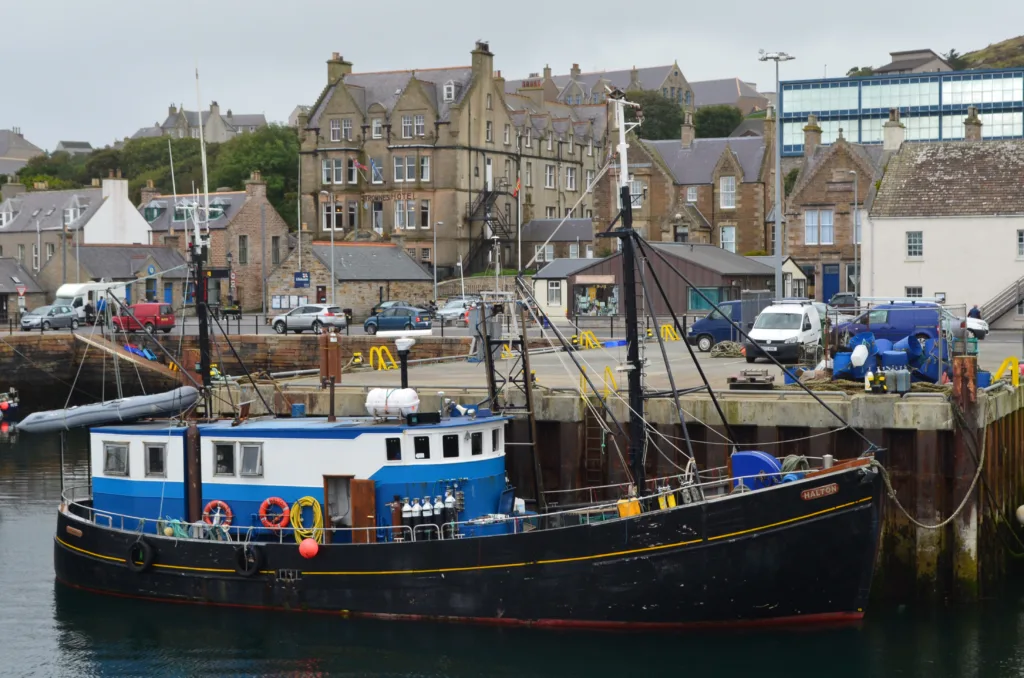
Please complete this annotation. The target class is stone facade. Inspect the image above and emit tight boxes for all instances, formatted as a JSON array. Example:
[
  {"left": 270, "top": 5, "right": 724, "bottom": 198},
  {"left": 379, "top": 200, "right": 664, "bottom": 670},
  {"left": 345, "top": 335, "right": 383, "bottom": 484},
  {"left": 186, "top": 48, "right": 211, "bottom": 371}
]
[
  {"left": 595, "top": 111, "right": 774, "bottom": 256},
  {"left": 266, "top": 233, "right": 432, "bottom": 318},
  {"left": 143, "top": 174, "right": 292, "bottom": 312},
  {"left": 298, "top": 42, "right": 604, "bottom": 277}
]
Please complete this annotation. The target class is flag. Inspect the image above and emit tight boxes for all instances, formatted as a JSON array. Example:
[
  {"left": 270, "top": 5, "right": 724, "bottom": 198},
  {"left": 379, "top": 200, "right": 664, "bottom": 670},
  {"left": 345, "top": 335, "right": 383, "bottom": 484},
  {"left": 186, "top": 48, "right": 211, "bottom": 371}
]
[
  {"left": 512, "top": 177, "right": 520, "bottom": 198},
  {"left": 354, "top": 160, "right": 369, "bottom": 171}
]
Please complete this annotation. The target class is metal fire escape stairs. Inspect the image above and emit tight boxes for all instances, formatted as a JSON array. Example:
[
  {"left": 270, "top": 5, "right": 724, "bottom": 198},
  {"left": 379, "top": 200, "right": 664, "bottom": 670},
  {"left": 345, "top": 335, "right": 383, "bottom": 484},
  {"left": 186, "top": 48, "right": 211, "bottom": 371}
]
[{"left": 466, "top": 178, "right": 515, "bottom": 273}]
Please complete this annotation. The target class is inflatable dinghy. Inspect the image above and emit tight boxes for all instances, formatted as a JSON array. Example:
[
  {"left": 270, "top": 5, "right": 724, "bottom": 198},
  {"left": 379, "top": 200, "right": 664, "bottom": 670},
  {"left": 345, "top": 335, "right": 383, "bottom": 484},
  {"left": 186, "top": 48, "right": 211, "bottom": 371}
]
[{"left": 18, "top": 386, "right": 200, "bottom": 433}]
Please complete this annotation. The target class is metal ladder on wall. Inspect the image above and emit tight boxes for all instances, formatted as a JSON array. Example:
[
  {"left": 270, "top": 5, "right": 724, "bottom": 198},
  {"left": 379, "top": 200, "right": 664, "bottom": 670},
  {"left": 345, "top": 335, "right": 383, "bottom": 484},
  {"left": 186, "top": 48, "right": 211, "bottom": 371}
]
[{"left": 582, "top": 397, "right": 606, "bottom": 487}]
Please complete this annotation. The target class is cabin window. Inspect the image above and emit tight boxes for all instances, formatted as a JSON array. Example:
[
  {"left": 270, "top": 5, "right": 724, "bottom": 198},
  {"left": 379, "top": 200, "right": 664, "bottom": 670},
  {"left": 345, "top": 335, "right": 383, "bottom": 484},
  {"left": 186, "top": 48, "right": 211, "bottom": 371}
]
[
  {"left": 414, "top": 436, "right": 430, "bottom": 460},
  {"left": 471, "top": 431, "right": 483, "bottom": 456},
  {"left": 492, "top": 428, "right": 500, "bottom": 452},
  {"left": 214, "top": 443, "right": 235, "bottom": 476},
  {"left": 103, "top": 443, "right": 129, "bottom": 476},
  {"left": 386, "top": 437, "right": 402, "bottom": 461},
  {"left": 442, "top": 434, "right": 460, "bottom": 458},
  {"left": 145, "top": 443, "right": 166, "bottom": 477},
  {"left": 240, "top": 444, "right": 263, "bottom": 477}
]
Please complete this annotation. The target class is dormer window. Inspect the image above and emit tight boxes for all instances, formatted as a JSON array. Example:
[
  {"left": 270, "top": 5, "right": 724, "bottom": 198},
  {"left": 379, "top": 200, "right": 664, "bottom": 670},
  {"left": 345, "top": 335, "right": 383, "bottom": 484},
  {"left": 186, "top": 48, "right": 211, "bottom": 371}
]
[
  {"left": 443, "top": 80, "right": 456, "bottom": 103},
  {"left": 0, "top": 210, "right": 11, "bottom": 227},
  {"left": 371, "top": 118, "right": 383, "bottom": 139},
  {"left": 525, "top": 128, "right": 532, "bottom": 148},
  {"left": 568, "top": 135, "right": 574, "bottom": 154},
  {"left": 63, "top": 207, "right": 81, "bottom": 226},
  {"left": 547, "top": 135, "right": 553, "bottom": 152}
]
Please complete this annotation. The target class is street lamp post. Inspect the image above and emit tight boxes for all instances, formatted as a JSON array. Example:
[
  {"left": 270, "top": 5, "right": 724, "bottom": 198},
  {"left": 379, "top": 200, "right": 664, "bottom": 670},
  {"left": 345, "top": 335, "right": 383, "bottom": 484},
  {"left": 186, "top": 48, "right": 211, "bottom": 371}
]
[
  {"left": 226, "top": 251, "right": 233, "bottom": 305},
  {"left": 434, "top": 221, "right": 442, "bottom": 303},
  {"left": 849, "top": 170, "right": 859, "bottom": 299},
  {"left": 319, "top": 190, "right": 334, "bottom": 305},
  {"left": 456, "top": 258, "right": 464, "bottom": 300},
  {"left": 759, "top": 50, "right": 795, "bottom": 299}
]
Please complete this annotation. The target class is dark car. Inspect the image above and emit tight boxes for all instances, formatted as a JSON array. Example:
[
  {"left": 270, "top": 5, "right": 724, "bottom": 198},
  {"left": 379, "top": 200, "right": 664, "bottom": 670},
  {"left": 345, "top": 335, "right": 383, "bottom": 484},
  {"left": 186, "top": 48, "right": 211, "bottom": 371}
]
[
  {"left": 370, "top": 300, "right": 410, "bottom": 317},
  {"left": 829, "top": 292, "right": 858, "bottom": 310},
  {"left": 834, "top": 302, "right": 942, "bottom": 345},
  {"left": 363, "top": 306, "right": 432, "bottom": 334}
]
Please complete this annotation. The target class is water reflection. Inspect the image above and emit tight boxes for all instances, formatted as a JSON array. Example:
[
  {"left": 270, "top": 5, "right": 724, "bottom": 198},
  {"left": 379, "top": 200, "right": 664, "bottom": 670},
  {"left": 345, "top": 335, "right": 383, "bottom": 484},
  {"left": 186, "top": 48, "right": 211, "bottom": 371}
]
[{"left": 5, "top": 427, "right": 1024, "bottom": 677}]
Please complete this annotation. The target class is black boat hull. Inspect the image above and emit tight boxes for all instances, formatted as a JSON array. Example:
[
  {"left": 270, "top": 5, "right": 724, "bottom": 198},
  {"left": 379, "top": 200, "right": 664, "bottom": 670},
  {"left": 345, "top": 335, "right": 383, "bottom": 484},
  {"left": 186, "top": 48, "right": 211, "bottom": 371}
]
[{"left": 55, "top": 463, "right": 882, "bottom": 629}]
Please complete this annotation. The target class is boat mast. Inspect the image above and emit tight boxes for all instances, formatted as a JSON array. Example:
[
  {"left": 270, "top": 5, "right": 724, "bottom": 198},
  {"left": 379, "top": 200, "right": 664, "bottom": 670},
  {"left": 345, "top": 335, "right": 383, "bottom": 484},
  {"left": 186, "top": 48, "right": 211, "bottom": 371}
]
[
  {"left": 193, "top": 68, "right": 213, "bottom": 416},
  {"left": 610, "top": 91, "right": 646, "bottom": 496}
]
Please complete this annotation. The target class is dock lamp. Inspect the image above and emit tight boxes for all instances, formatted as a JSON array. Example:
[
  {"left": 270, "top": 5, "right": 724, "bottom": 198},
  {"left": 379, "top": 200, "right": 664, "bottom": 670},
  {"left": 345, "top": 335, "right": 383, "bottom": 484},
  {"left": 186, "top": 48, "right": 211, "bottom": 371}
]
[{"left": 395, "top": 337, "right": 416, "bottom": 389}]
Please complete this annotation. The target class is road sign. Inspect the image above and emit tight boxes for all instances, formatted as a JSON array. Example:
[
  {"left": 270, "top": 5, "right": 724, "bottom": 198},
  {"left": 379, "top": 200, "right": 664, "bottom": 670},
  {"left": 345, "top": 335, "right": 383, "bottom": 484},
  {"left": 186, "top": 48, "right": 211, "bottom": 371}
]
[
  {"left": 15, "top": 285, "right": 26, "bottom": 297},
  {"left": 229, "top": 271, "right": 237, "bottom": 282}
]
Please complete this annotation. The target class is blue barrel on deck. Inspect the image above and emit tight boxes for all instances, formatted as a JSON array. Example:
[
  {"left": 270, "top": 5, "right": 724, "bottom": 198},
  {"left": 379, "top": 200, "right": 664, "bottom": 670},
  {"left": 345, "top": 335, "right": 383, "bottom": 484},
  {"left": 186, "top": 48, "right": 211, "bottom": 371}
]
[
  {"left": 874, "top": 338, "right": 894, "bottom": 354},
  {"left": 832, "top": 350, "right": 853, "bottom": 379},
  {"left": 977, "top": 371, "right": 992, "bottom": 389},
  {"left": 880, "top": 351, "right": 909, "bottom": 370},
  {"left": 291, "top": 403, "right": 306, "bottom": 418},
  {"left": 893, "top": 335, "right": 924, "bottom": 366}
]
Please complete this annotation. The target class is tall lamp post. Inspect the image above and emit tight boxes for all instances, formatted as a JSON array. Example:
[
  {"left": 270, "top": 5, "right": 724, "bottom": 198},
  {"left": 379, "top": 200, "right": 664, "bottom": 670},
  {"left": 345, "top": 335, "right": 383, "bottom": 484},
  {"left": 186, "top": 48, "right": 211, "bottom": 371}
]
[
  {"left": 456, "top": 257, "right": 465, "bottom": 300},
  {"left": 433, "top": 221, "right": 442, "bottom": 303},
  {"left": 848, "top": 170, "right": 859, "bottom": 299},
  {"left": 759, "top": 50, "right": 795, "bottom": 298},
  {"left": 319, "top": 190, "right": 335, "bottom": 304},
  {"left": 226, "top": 251, "right": 233, "bottom": 305}
]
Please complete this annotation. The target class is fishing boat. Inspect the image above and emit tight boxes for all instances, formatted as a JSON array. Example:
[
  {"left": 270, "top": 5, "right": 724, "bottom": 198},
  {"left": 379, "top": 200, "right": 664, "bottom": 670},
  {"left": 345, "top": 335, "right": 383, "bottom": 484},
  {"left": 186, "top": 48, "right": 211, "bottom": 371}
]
[{"left": 46, "top": 88, "right": 884, "bottom": 629}]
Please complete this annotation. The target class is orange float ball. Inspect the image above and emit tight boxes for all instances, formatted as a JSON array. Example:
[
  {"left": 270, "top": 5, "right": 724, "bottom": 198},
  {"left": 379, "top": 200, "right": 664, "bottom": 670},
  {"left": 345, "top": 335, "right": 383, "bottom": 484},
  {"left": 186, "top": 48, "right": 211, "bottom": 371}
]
[{"left": 299, "top": 538, "right": 319, "bottom": 559}]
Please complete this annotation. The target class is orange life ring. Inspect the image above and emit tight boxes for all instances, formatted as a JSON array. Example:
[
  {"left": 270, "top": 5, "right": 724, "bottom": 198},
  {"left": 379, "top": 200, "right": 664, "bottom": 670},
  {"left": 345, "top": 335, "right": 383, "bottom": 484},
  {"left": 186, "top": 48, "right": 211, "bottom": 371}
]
[
  {"left": 259, "top": 496, "right": 291, "bottom": 529},
  {"left": 202, "top": 499, "right": 233, "bottom": 526}
]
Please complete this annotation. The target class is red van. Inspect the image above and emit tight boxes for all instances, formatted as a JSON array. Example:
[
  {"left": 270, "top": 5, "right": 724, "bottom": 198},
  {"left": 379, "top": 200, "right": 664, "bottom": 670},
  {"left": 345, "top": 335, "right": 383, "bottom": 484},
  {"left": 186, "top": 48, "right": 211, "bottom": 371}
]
[{"left": 113, "top": 303, "right": 176, "bottom": 333}]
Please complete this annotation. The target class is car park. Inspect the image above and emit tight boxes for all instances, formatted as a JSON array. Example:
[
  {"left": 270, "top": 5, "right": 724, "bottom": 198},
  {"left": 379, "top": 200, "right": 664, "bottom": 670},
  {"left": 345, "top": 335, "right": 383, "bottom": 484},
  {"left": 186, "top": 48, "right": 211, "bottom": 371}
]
[
  {"left": 272, "top": 304, "right": 348, "bottom": 334},
  {"left": 363, "top": 306, "right": 432, "bottom": 334}
]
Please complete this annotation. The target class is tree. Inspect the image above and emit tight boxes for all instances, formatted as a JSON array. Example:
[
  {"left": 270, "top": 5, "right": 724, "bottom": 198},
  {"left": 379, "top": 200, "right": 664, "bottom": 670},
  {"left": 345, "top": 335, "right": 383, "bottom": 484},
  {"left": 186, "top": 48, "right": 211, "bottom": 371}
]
[
  {"left": 17, "top": 151, "right": 88, "bottom": 188},
  {"left": 943, "top": 49, "right": 969, "bottom": 70},
  {"left": 210, "top": 125, "right": 299, "bottom": 229},
  {"left": 846, "top": 66, "right": 874, "bottom": 77},
  {"left": 624, "top": 90, "right": 684, "bottom": 140},
  {"left": 693, "top": 105, "right": 743, "bottom": 139}
]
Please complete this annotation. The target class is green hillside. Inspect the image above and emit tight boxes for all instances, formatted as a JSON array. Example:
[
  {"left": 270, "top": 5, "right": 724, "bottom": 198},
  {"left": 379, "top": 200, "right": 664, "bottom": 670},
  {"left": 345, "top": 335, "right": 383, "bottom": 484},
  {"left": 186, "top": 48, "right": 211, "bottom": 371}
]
[{"left": 962, "top": 35, "right": 1024, "bottom": 69}]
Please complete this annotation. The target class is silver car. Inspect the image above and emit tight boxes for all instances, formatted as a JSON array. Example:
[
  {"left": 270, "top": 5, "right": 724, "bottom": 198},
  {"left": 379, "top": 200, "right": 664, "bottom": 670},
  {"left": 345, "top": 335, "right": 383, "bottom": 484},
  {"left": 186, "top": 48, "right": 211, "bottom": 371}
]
[
  {"left": 272, "top": 304, "right": 348, "bottom": 334},
  {"left": 21, "top": 305, "right": 79, "bottom": 331}
]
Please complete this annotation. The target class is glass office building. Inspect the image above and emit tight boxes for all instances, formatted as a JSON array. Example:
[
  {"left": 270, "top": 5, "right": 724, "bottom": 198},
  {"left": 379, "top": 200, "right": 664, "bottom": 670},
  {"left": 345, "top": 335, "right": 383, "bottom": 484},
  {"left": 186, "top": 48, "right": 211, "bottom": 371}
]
[{"left": 780, "top": 68, "right": 1024, "bottom": 156}]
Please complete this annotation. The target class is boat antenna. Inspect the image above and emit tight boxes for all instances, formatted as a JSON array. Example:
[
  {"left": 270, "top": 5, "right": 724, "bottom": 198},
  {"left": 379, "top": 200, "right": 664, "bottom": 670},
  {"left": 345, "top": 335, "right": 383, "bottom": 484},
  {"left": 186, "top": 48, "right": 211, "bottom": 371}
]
[
  {"left": 603, "top": 88, "right": 647, "bottom": 496},
  {"left": 168, "top": 137, "right": 178, "bottom": 200},
  {"left": 195, "top": 66, "right": 211, "bottom": 233},
  {"left": 192, "top": 66, "right": 214, "bottom": 417}
]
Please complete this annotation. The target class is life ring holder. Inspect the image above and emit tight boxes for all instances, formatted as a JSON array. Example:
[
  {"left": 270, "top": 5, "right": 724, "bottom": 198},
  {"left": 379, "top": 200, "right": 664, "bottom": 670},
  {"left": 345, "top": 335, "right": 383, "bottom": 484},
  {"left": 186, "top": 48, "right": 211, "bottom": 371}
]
[
  {"left": 259, "top": 497, "right": 291, "bottom": 529},
  {"left": 234, "top": 543, "right": 263, "bottom": 577},
  {"left": 126, "top": 538, "right": 154, "bottom": 573},
  {"left": 202, "top": 499, "right": 234, "bottom": 526}
]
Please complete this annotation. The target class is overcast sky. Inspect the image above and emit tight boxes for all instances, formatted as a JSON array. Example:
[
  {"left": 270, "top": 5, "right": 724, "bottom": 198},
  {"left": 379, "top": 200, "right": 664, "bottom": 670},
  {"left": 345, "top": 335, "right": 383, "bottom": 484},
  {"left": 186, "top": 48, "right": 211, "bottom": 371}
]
[{"left": 4, "top": 0, "right": 1023, "bottom": 151}]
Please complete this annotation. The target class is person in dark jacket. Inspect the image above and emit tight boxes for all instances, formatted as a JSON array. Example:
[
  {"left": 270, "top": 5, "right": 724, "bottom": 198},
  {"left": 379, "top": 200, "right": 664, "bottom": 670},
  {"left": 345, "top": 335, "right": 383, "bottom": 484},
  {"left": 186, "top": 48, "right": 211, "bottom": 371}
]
[{"left": 968, "top": 305, "right": 981, "bottom": 319}]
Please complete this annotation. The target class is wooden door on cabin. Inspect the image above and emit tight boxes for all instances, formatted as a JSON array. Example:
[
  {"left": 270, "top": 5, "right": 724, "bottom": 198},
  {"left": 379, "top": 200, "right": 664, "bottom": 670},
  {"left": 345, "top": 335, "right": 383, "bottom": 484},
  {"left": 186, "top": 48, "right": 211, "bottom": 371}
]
[{"left": 351, "top": 479, "right": 377, "bottom": 544}]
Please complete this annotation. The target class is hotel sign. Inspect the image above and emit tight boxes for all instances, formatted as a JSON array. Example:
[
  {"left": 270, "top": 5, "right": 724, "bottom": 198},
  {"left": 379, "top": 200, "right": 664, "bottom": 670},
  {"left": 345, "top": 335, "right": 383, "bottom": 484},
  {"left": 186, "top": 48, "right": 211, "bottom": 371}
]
[{"left": 361, "top": 192, "right": 415, "bottom": 202}]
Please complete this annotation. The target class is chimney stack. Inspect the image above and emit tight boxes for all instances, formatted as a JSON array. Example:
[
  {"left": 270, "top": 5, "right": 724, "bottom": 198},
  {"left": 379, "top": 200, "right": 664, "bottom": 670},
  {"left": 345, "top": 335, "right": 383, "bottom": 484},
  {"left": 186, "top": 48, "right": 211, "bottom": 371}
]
[
  {"left": 681, "top": 111, "right": 695, "bottom": 147},
  {"left": 327, "top": 52, "right": 353, "bottom": 83},
  {"left": 245, "top": 171, "right": 266, "bottom": 198},
  {"left": 140, "top": 179, "right": 159, "bottom": 206},
  {"left": 543, "top": 64, "right": 552, "bottom": 81},
  {"left": 168, "top": 103, "right": 177, "bottom": 118},
  {"left": 763, "top": 105, "right": 775, "bottom": 150},
  {"left": 570, "top": 63, "right": 581, "bottom": 79},
  {"left": 964, "top": 105, "right": 983, "bottom": 141},
  {"left": 802, "top": 115, "right": 822, "bottom": 158},
  {"left": 883, "top": 108, "right": 905, "bottom": 151}
]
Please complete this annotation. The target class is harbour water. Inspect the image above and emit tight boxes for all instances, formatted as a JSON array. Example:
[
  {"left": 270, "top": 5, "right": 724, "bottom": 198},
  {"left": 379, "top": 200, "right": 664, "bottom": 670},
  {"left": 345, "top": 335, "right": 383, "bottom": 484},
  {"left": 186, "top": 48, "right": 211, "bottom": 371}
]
[{"left": 4, "top": 431, "right": 1024, "bottom": 678}]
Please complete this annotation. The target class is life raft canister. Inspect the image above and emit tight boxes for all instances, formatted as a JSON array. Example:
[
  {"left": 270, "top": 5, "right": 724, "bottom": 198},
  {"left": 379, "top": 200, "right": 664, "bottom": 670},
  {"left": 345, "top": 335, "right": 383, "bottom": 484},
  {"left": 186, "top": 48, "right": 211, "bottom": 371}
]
[
  {"left": 259, "top": 496, "right": 291, "bottom": 529},
  {"left": 202, "top": 499, "right": 234, "bottom": 526}
]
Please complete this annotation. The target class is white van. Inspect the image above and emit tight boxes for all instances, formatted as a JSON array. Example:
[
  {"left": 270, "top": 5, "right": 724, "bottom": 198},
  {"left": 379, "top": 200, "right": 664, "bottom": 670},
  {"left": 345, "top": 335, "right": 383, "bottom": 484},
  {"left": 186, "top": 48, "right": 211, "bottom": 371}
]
[
  {"left": 743, "top": 302, "right": 821, "bottom": 363},
  {"left": 54, "top": 282, "right": 128, "bottom": 320}
]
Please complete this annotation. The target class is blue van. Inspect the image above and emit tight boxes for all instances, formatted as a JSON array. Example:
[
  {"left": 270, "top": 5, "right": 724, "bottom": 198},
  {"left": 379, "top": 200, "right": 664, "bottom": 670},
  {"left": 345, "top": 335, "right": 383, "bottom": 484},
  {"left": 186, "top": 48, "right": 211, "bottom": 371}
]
[
  {"left": 835, "top": 302, "right": 942, "bottom": 344},
  {"left": 687, "top": 300, "right": 743, "bottom": 352}
]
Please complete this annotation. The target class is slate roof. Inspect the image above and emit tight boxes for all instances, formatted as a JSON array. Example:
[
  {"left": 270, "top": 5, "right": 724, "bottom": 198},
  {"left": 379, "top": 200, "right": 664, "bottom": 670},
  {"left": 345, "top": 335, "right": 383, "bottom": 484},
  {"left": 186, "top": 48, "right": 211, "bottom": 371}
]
[
  {"left": 681, "top": 203, "right": 712, "bottom": 229},
  {"left": 690, "top": 78, "right": 763, "bottom": 107},
  {"left": 0, "top": 129, "right": 43, "bottom": 160},
  {"left": 225, "top": 113, "right": 267, "bottom": 129},
  {"left": 309, "top": 66, "right": 474, "bottom": 128},
  {"left": 730, "top": 118, "right": 765, "bottom": 137},
  {"left": 56, "top": 141, "right": 93, "bottom": 150},
  {"left": 871, "top": 140, "right": 1024, "bottom": 219},
  {"left": 505, "top": 65, "right": 676, "bottom": 97},
  {"left": 131, "top": 126, "right": 163, "bottom": 140},
  {"left": 533, "top": 257, "right": 601, "bottom": 279},
  {"left": 44, "top": 244, "right": 189, "bottom": 280},
  {"left": 0, "top": 187, "right": 103, "bottom": 233},
  {"left": 874, "top": 50, "right": 949, "bottom": 74},
  {"left": 520, "top": 218, "right": 594, "bottom": 243},
  {"left": 651, "top": 242, "right": 774, "bottom": 276},
  {"left": 0, "top": 258, "right": 43, "bottom": 294},
  {"left": 311, "top": 243, "right": 432, "bottom": 282},
  {"left": 160, "top": 108, "right": 267, "bottom": 133},
  {"left": 644, "top": 136, "right": 766, "bottom": 184},
  {"left": 789, "top": 139, "right": 892, "bottom": 209},
  {"left": 141, "top": 191, "right": 248, "bottom": 232}
]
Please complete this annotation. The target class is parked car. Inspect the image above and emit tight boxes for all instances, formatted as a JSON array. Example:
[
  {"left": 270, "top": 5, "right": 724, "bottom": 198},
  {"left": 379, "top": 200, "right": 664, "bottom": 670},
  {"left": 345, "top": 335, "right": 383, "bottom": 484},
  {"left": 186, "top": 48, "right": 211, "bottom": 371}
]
[
  {"left": 272, "top": 304, "right": 348, "bottom": 334},
  {"left": 363, "top": 306, "right": 432, "bottom": 334},
  {"left": 436, "top": 299, "right": 473, "bottom": 325},
  {"left": 687, "top": 300, "right": 743, "bottom": 352},
  {"left": 370, "top": 300, "right": 410, "bottom": 316},
  {"left": 112, "top": 303, "right": 176, "bottom": 333},
  {"left": 828, "top": 292, "right": 858, "bottom": 310},
  {"left": 743, "top": 302, "right": 822, "bottom": 363},
  {"left": 21, "top": 305, "right": 78, "bottom": 331},
  {"left": 835, "top": 302, "right": 947, "bottom": 346}
]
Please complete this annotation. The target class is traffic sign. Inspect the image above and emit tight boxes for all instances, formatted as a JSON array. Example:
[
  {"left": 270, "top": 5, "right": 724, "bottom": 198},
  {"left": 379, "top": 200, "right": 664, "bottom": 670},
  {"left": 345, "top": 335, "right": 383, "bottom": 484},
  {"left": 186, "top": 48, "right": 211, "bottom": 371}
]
[
  {"left": 229, "top": 271, "right": 237, "bottom": 282},
  {"left": 15, "top": 285, "right": 26, "bottom": 297}
]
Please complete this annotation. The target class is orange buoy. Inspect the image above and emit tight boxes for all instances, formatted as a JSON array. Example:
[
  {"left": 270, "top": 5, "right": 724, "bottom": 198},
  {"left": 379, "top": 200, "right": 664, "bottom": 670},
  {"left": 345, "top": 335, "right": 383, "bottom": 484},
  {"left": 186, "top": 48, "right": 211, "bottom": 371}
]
[
  {"left": 299, "top": 537, "right": 319, "bottom": 559},
  {"left": 202, "top": 499, "right": 233, "bottom": 526},
  {"left": 259, "top": 497, "right": 291, "bottom": 529}
]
